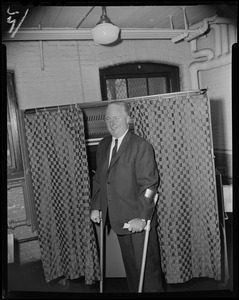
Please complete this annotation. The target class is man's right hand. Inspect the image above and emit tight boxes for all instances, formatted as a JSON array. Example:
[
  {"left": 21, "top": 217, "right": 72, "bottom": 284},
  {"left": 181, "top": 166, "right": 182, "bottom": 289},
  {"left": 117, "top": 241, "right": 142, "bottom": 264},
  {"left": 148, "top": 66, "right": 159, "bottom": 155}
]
[{"left": 90, "top": 210, "right": 101, "bottom": 223}]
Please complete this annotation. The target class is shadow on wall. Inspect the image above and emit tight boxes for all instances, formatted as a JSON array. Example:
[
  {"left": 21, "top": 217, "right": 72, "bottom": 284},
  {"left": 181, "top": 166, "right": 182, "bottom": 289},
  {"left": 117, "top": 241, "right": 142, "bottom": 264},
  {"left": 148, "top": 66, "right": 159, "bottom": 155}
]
[{"left": 210, "top": 98, "right": 232, "bottom": 185}]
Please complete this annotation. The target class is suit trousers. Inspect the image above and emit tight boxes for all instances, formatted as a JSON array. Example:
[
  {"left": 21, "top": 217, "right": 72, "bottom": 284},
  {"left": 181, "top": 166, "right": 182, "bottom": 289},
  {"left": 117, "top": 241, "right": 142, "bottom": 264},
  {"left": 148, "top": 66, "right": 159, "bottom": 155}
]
[{"left": 117, "top": 225, "right": 163, "bottom": 292}]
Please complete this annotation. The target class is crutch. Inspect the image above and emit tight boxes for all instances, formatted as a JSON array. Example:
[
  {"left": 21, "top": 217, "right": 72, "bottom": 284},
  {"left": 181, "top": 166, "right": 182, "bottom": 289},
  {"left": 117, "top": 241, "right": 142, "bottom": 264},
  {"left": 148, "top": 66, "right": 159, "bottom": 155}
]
[
  {"left": 99, "top": 211, "right": 104, "bottom": 293},
  {"left": 138, "top": 193, "right": 159, "bottom": 293},
  {"left": 122, "top": 193, "right": 159, "bottom": 293}
]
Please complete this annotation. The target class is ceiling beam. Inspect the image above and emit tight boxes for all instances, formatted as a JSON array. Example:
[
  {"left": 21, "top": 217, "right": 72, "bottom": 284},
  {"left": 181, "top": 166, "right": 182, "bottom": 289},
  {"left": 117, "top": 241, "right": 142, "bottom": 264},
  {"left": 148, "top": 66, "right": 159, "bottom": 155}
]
[
  {"left": 2, "top": 28, "right": 202, "bottom": 42},
  {"left": 3, "top": 15, "right": 222, "bottom": 43}
]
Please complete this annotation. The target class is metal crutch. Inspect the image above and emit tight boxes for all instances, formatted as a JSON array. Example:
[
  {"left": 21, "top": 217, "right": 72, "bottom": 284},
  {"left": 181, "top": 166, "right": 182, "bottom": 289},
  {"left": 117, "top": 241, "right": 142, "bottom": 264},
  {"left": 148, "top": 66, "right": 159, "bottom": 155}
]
[
  {"left": 138, "top": 193, "right": 159, "bottom": 293},
  {"left": 99, "top": 211, "right": 104, "bottom": 293}
]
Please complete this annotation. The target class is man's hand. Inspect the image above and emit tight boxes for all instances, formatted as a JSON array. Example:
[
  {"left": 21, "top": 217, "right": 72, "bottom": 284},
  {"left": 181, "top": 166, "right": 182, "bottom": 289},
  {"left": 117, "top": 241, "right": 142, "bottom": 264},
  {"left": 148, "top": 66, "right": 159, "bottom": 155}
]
[
  {"left": 127, "top": 218, "right": 146, "bottom": 233},
  {"left": 90, "top": 210, "right": 101, "bottom": 223}
]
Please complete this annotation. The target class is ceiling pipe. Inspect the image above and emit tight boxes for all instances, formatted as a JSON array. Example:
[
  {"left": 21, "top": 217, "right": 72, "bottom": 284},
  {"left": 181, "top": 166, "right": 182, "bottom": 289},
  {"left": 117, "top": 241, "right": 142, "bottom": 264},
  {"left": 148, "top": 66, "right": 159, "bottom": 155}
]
[
  {"left": 38, "top": 23, "right": 44, "bottom": 70},
  {"left": 172, "top": 15, "right": 216, "bottom": 43},
  {"left": 76, "top": 6, "right": 95, "bottom": 30},
  {"left": 182, "top": 7, "right": 189, "bottom": 30},
  {"left": 168, "top": 15, "right": 174, "bottom": 30},
  {"left": 189, "top": 15, "right": 235, "bottom": 30},
  {"left": 184, "top": 17, "right": 211, "bottom": 42}
]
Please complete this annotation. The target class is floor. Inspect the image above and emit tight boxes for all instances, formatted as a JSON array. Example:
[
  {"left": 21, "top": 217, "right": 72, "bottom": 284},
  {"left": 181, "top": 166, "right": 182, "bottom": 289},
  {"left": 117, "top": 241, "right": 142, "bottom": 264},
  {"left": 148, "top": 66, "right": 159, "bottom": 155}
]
[{"left": 5, "top": 214, "right": 235, "bottom": 299}]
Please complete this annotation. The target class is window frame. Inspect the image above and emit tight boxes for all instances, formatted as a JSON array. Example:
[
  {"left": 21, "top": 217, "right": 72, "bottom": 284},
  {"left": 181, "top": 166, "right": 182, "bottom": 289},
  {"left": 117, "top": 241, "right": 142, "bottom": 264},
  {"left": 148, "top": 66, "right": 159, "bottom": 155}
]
[
  {"left": 7, "top": 71, "right": 38, "bottom": 231},
  {"left": 7, "top": 71, "right": 23, "bottom": 179},
  {"left": 100, "top": 62, "right": 180, "bottom": 100}
]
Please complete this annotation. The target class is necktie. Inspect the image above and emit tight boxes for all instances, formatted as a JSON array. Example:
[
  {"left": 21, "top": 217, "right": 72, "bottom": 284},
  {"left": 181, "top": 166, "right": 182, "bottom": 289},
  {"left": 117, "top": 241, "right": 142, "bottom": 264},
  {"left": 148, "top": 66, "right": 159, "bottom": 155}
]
[{"left": 109, "top": 138, "right": 118, "bottom": 169}]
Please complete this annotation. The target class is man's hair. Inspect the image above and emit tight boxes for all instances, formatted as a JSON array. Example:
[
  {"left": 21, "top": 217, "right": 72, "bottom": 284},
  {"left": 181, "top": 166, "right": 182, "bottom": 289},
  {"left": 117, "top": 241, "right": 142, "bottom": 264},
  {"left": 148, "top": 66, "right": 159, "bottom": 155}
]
[{"left": 108, "top": 101, "right": 130, "bottom": 116}]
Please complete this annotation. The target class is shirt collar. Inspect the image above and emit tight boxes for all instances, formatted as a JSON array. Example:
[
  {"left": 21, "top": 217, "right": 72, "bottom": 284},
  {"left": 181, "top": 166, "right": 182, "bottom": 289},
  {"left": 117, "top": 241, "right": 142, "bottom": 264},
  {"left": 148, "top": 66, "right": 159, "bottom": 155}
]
[{"left": 112, "top": 129, "right": 128, "bottom": 145}]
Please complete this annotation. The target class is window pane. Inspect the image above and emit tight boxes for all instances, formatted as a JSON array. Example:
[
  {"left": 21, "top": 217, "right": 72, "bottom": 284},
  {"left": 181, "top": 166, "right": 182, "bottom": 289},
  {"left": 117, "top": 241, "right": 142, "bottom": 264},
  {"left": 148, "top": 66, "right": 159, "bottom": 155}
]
[
  {"left": 148, "top": 77, "right": 168, "bottom": 95},
  {"left": 128, "top": 78, "right": 147, "bottom": 98},
  {"left": 106, "top": 79, "right": 127, "bottom": 100}
]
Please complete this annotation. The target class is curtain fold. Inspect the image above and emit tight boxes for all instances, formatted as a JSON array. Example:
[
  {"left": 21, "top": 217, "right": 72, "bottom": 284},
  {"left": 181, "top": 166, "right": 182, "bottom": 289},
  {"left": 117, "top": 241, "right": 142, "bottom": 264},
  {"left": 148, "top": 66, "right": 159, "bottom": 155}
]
[
  {"left": 130, "top": 92, "right": 221, "bottom": 283},
  {"left": 24, "top": 106, "right": 100, "bottom": 284}
]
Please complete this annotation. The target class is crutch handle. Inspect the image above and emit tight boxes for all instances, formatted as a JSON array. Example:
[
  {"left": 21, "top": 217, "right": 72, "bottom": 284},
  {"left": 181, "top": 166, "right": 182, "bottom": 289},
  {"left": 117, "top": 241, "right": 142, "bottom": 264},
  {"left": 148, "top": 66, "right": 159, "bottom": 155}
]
[
  {"left": 123, "top": 193, "right": 159, "bottom": 230},
  {"left": 122, "top": 222, "right": 150, "bottom": 230}
]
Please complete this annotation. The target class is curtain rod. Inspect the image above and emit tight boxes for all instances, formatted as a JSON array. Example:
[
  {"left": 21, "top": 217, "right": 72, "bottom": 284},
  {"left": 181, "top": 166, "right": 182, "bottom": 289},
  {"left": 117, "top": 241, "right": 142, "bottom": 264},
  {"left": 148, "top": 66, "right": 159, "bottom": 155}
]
[
  {"left": 24, "top": 89, "right": 206, "bottom": 115},
  {"left": 24, "top": 103, "right": 80, "bottom": 115},
  {"left": 112, "top": 88, "right": 206, "bottom": 103}
]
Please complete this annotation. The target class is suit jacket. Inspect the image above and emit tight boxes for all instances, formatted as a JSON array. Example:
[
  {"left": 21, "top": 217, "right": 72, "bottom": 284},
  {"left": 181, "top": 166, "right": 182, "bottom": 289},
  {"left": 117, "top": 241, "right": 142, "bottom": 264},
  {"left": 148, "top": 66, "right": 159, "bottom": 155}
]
[{"left": 91, "top": 130, "right": 159, "bottom": 235}]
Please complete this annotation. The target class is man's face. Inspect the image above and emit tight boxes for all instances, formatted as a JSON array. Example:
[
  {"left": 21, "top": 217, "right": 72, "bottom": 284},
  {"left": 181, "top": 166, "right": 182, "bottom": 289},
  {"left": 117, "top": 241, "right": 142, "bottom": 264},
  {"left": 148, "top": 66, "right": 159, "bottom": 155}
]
[{"left": 105, "top": 104, "right": 130, "bottom": 138}]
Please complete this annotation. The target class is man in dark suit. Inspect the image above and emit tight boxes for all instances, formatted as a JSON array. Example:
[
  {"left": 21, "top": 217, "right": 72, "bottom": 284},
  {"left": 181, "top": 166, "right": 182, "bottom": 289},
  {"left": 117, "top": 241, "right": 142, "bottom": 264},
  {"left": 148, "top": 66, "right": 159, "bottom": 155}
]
[{"left": 90, "top": 101, "right": 163, "bottom": 292}]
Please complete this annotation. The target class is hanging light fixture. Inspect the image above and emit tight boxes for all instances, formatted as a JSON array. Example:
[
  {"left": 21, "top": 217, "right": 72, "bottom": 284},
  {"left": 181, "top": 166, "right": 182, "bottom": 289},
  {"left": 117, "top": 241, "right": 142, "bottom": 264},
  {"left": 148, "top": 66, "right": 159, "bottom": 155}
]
[{"left": 91, "top": 6, "right": 120, "bottom": 45}]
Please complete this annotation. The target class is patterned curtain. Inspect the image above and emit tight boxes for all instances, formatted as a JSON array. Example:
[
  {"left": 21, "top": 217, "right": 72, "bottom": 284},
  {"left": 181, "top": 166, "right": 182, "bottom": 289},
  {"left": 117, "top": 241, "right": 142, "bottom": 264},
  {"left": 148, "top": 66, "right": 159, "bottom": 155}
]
[
  {"left": 130, "top": 92, "right": 221, "bottom": 283},
  {"left": 24, "top": 106, "right": 100, "bottom": 284}
]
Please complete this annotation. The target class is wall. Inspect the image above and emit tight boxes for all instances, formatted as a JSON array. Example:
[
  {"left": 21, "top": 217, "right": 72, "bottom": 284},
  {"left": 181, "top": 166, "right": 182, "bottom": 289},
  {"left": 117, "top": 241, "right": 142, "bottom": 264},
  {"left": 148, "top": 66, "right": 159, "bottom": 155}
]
[
  {"left": 5, "top": 28, "right": 234, "bottom": 264},
  {"left": 201, "top": 64, "right": 232, "bottom": 181},
  {"left": 194, "top": 23, "right": 236, "bottom": 182},
  {"left": 5, "top": 39, "right": 192, "bottom": 109}
]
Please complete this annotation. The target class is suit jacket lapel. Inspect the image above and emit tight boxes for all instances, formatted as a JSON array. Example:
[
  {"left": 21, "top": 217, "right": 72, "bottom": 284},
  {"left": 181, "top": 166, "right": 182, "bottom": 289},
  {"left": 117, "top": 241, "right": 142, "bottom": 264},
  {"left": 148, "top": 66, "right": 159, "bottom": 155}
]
[{"left": 101, "top": 137, "right": 111, "bottom": 174}]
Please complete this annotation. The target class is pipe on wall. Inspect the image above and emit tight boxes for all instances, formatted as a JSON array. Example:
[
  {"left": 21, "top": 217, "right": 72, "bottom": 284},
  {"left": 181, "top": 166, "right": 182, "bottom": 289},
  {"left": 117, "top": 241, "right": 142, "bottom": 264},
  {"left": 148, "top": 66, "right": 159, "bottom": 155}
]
[
  {"left": 190, "top": 39, "right": 214, "bottom": 60},
  {"left": 189, "top": 54, "right": 231, "bottom": 90},
  {"left": 189, "top": 22, "right": 235, "bottom": 90},
  {"left": 214, "top": 24, "right": 222, "bottom": 58},
  {"left": 221, "top": 24, "right": 229, "bottom": 55},
  {"left": 189, "top": 39, "right": 214, "bottom": 89}
]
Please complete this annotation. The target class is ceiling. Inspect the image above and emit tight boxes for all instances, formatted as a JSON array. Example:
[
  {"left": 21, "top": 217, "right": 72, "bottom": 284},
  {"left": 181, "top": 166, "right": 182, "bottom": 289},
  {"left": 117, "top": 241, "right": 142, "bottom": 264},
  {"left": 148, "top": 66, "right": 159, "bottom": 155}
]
[{"left": 2, "top": 4, "right": 237, "bottom": 32}]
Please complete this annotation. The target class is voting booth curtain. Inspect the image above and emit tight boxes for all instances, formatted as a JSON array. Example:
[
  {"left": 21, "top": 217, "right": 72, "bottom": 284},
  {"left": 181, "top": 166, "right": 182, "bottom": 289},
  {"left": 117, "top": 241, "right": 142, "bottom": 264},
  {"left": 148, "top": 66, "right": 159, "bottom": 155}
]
[
  {"left": 24, "top": 106, "right": 100, "bottom": 284},
  {"left": 130, "top": 91, "right": 221, "bottom": 283}
]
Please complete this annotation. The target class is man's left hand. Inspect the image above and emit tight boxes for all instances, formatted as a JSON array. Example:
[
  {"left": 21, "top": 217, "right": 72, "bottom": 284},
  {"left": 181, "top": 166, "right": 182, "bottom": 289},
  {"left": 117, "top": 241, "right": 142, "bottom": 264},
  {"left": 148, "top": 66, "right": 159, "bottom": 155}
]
[{"left": 127, "top": 218, "right": 146, "bottom": 233}]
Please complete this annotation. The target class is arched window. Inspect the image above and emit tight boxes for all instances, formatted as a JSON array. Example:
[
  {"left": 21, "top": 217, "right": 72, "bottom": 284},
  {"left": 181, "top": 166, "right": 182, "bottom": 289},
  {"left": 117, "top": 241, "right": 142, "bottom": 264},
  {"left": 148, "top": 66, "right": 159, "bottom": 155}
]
[{"left": 100, "top": 62, "right": 180, "bottom": 100}]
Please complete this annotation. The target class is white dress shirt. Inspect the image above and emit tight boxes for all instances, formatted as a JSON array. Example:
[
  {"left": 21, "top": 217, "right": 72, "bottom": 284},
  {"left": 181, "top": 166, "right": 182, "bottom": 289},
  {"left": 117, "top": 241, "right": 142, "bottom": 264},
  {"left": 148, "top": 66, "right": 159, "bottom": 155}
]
[{"left": 108, "top": 129, "right": 129, "bottom": 166}]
